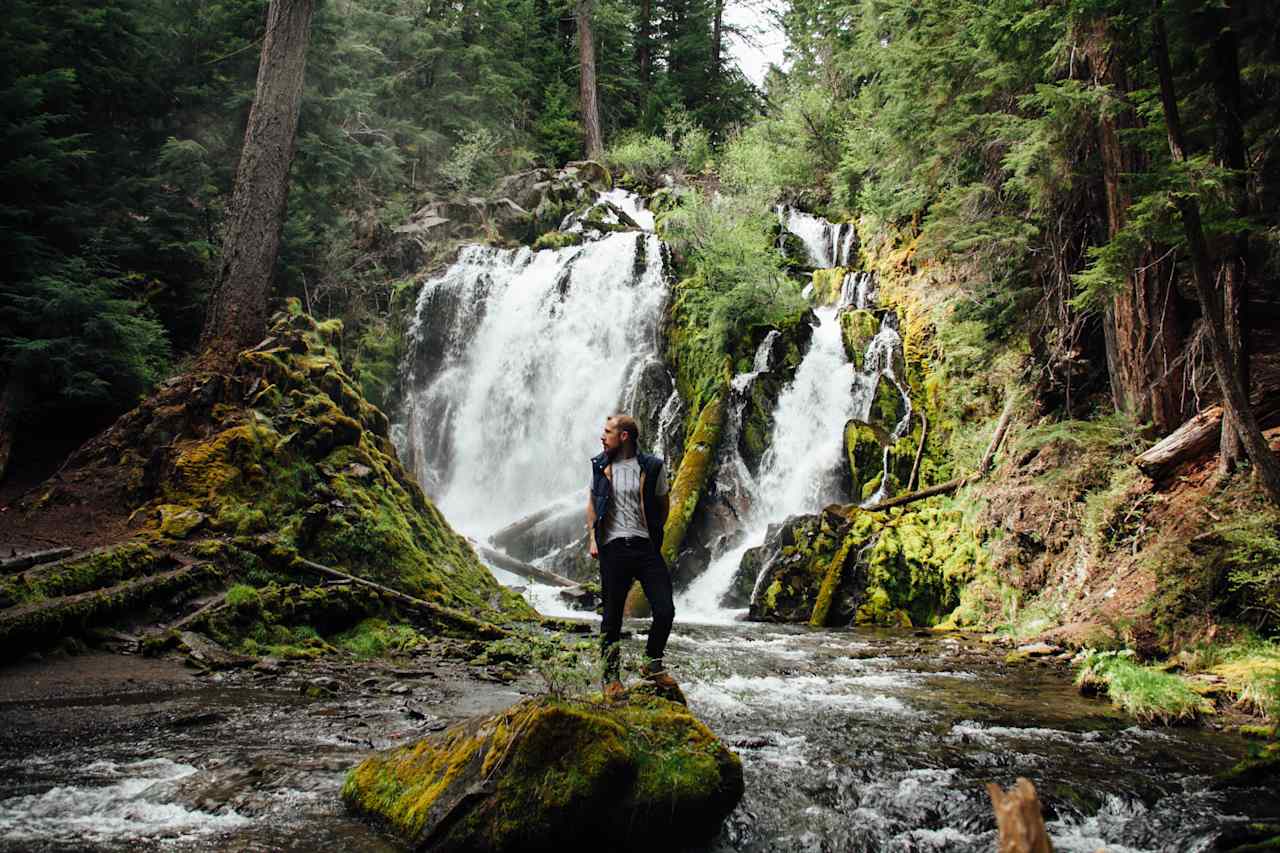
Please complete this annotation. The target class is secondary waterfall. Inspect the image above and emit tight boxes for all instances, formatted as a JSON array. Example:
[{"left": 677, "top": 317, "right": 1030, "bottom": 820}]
[
  {"left": 778, "top": 206, "right": 858, "bottom": 268},
  {"left": 395, "top": 193, "right": 667, "bottom": 539},
  {"left": 679, "top": 250, "right": 909, "bottom": 623}
]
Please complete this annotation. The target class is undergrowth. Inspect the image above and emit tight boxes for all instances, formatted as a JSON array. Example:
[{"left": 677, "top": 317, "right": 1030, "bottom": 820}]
[{"left": 1076, "top": 650, "right": 1213, "bottom": 724}]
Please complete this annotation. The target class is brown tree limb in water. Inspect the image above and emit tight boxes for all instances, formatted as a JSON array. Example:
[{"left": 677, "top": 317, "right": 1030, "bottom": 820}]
[
  {"left": 1151, "top": 1, "right": 1280, "bottom": 503},
  {"left": 986, "top": 778, "right": 1053, "bottom": 853}
]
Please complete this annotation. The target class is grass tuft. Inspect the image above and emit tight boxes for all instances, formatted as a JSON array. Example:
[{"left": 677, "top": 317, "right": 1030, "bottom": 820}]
[{"left": 1076, "top": 650, "right": 1213, "bottom": 724}]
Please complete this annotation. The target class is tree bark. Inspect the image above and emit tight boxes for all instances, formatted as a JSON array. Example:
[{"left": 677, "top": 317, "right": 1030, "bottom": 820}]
[
  {"left": 1206, "top": 2, "right": 1250, "bottom": 474},
  {"left": 1151, "top": 2, "right": 1280, "bottom": 503},
  {"left": 1084, "top": 20, "right": 1187, "bottom": 435},
  {"left": 637, "top": 0, "right": 653, "bottom": 84},
  {"left": 577, "top": 0, "right": 604, "bottom": 160},
  {"left": 712, "top": 0, "right": 725, "bottom": 75},
  {"left": 198, "top": 0, "right": 316, "bottom": 367},
  {"left": 1135, "top": 395, "right": 1280, "bottom": 480},
  {"left": 0, "top": 375, "right": 21, "bottom": 484}
]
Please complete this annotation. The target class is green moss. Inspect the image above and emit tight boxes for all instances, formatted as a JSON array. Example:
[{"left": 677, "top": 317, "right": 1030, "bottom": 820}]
[
  {"left": 839, "top": 309, "right": 879, "bottom": 367},
  {"left": 0, "top": 542, "right": 166, "bottom": 605},
  {"left": 532, "top": 230, "right": 584, "bottom": 251},
  {"left": 1075, "top": 651, "right": 1214, "bottom": 724},
  {"left": 342, "top": 695, "right": 742, "bottom": 850},
  {"left": 335, "top": 617, "right": 423, "bottom": 658},
  {"left": 810, "top": 267, "right": 848, "bottom": 306},
  {"left": 661, "top": 395, "right": 726, "bottom": 566},
  {"left": 225, "top": 583, "right": 261, "bottom": 611}
]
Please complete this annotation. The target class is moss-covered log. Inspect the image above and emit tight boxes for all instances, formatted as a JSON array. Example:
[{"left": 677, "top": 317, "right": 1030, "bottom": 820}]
[{"left": 0, "top": 562, "right": 221, "bottom": 659}]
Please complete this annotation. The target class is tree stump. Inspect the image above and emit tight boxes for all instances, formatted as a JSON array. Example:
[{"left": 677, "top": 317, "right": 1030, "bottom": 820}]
[{"left": 986, "top": 777, "right": 1053, "bottom": 853}]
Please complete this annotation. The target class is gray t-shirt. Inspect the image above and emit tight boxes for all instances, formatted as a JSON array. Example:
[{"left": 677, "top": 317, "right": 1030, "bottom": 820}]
[{"left": 603, "top": 457, "right": 669, "bottom": 544}]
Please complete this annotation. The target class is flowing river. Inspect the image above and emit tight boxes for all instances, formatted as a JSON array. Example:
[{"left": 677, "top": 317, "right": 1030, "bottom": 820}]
[
  {"left": 0, "top": 624, "right": 1269, "bottom": 851},
  {"left": 1, "top": 198, "right": 1275, "bottom": 850}
]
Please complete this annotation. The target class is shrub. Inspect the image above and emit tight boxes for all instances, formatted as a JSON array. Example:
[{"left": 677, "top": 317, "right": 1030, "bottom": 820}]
[{"left": 605, "top": 132, "right": 675, "bottom": 182}]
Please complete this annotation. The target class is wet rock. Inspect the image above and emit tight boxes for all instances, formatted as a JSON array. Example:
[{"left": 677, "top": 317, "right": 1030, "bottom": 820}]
[
  {"left": 178, "top": 631, "right": 255, "bottom": 670},
  {"left": 342, "top": 694, "right": 742, "bottom": 852},
  {"left": 557, "top": 583, "right": 600, "bottom": 611},
  {"left": 1016, "top": 642, "right": 1062, "bottom": 658},
  {"left": 303, "top": 676, "right": 342, "bottom": 698}
]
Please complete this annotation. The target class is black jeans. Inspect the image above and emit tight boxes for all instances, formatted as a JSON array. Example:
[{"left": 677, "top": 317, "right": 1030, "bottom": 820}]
[{"left": 598, "top": 536, "right": 675, "bottom": 680}]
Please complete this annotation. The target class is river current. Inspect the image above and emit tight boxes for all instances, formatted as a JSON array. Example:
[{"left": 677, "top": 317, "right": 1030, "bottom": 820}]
[{"left": 1, "top": 197, "right": 1275, "bottom": 850}]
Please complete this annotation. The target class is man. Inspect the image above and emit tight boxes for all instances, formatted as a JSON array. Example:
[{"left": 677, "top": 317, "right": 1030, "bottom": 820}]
[{"left": 586, "top": 413, "right": 677, "bottom": 699}]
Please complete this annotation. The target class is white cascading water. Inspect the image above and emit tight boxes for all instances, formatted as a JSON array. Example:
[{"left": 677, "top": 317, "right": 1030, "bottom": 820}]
[
  {"left": 679, "top": 304, "right": 858, "bottom": 622},
  {"left": 677, "top": 252, "right": 910, "bottom": 622},
  {"left": 397, "top": 192, "right": 666, "bottom": 539},
  {"left": 777, "top": 207, "right": 858, "bottom": 268}
]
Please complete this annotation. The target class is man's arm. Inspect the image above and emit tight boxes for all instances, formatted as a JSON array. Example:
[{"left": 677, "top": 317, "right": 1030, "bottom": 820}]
[{"left": 586, "top": 490, "right": 599, "bottom": 559}]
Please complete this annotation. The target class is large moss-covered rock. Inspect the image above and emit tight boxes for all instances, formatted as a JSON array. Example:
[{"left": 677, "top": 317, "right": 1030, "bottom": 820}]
[
  {"left": 810, "top": 267, "right": 848, "bottom": 306},
  {"left": 23, "top": 304, "right": 531, "bottom": 650},
  {"left": 840, "top": 309, "right": 880, "bottom": 368},
  {"left": 342, "top": 693, "right": 743, "bottom": 852},
  {"left": 747, "top": 504, "right": 988, "bottom": 629},
  {"left": 747, "top": 509, "right": 854, "bottom": 623}
]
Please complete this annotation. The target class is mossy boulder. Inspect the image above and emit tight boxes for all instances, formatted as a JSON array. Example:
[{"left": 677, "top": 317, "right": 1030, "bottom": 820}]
[
  {"left": 810, "top": 267, "right": 848, "bottom": 306},
  {"left": 747, "top": 509, "right": 859, "bottom": 623},
  {"left": 531, "top": 229, "right": 583, "bottom": 252},
  {"left": 342, "top": 694, "right": 743, "bottom": 852},
  {"left": 840, "top": 309, "right": 880, "bottom": 368},
  {"left": 22, "top": 305, "right": 532, "bottom": 651},
  {"left": 844, "top": 419, "right": 888, "bottom": 501},
  {"left": 746, "top": 503, "right": 988, "bottom": 628}
]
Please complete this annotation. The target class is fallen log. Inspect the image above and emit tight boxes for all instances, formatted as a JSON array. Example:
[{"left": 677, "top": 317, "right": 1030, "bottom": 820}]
[
  {"left": 1135, "top": 396, "right": 1280, "bottom": 480},
  {"left": 294, "top": 557, "right": 508, "bottom": 639},
  {"left": 0, "top": 547, "right": 74, "bottom": 573},
  {"left": 0, "top": 562, "right": 220, "bottom": 659},
  {"left": 987, "top": 777, "right": 1053, "bottom": 853},
  {"left": 472, "top": 542, "right": 577, "bottom": 588},
  {"left": 863, "top": 395, "right": 1016, "bottom": 513}
]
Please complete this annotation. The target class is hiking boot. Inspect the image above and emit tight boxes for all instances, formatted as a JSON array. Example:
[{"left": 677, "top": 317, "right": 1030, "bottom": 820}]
[
  {"left": 603, "top": 679, "right": 626, "bottom": 703},
  {"left": 640, "top": 659, "right": 679, "bottom": 692}
]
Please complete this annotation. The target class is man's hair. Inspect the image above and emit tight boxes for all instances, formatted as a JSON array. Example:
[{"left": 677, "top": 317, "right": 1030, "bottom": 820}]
[{"left": 610, "top": 413, "right": 640, "bottom": 450}]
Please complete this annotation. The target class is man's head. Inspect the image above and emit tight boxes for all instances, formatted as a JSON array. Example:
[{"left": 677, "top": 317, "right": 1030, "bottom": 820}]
[{"left": 601, "top": 413, "right": 640, "bottom": 458}]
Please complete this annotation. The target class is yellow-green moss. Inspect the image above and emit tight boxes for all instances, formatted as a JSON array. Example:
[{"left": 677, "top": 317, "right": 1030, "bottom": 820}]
[
  {"left": 342, "top": 695, "right": 742, "bottom": 851},
  {"left": 810, "top": 267, "right": 848, "bottom": 306},
  {"left": 661, "top": 395, "right": 726, "bottom": 566},
  {"left": 532, "top": 230, "right": 584, "bottom": 251},
  {"left": 840, "top": 309, "right": 879, "bottom": 367}
]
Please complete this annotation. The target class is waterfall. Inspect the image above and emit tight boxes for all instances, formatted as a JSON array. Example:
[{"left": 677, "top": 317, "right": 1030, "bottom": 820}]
[
  {"left": 678, "top": 215, "right": 908, "bottom": 622},
  {"left": 396, "top": 194, "right": 667, "bottom": 540},
  {"left": 777, "top": 207, "right": 858, "bottom": 268},
  {"left": 679, "top": 305, "right": 857, "bottom": 620}
]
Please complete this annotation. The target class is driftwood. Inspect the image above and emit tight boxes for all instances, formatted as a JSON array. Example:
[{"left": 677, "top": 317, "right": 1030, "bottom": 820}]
[
  {"left": 472, "top": 542, "right": 577, "bottom": 588},
  {"left": 863, "top": 396, "right": 1015, "bottom": 513},
  {"left": 986, "top": 778, "right": 1053, "bottom": 853},
  {"left": 1135, "top": 396, "right": 1280, "bottom": 480},
  {"left": 907, "top": 410, "right": 928, "bottom": 492},
  {"left": 295, "top": 558, "right": 508, "bottom": 639},
  {"left": 0, "top": 547, "right": 74, "bottom": 573}
]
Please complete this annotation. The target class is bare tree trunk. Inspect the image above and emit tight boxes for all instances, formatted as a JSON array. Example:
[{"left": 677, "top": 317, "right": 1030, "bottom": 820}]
[
  {"left": 198, "top": 0, "right": 316, "bottom": 368},
  {"left": 1084, "top": 21, "right": 1187, "bottom": 435},
  {"left": 637, "top": 0, "right": 653, "bottom": 84},
  {"left": 1207, "top": 2, "right": 1249, "bottom": 474},
  {"left": 712, "top": 0, "right": 725, "bottom": 74},
  {"left": 1151, "top": 2, "right": 1280, "bottom": 503},
  {"left": 0, "top": 375, "right": 19, "bottom": 483},
  {"left": 577, "top": 0, "right": 604, "bottom": 160}
]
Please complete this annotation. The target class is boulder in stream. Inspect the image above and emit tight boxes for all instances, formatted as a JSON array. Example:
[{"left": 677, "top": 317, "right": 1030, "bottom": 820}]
[{"left": 342, "top": 692, "right": 743, "bottom": 852}]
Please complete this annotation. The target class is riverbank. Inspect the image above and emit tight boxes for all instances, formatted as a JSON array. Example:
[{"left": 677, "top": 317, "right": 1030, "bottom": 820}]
[{"left": 2, "top": 620, "right": 1276, "bottom": 851}]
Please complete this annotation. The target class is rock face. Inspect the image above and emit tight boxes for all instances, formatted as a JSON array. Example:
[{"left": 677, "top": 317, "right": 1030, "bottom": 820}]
[
  {"left": 747, "top": 505, "right": 987, "bottom": 628},
  {"left": 342, "top": 693, "right": 744, "bottom": 853}
]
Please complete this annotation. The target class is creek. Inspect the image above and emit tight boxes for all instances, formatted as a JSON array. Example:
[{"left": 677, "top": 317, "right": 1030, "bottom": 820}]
[{"left": 1, "top": 200, "right": 1275, "bottom": 851}]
